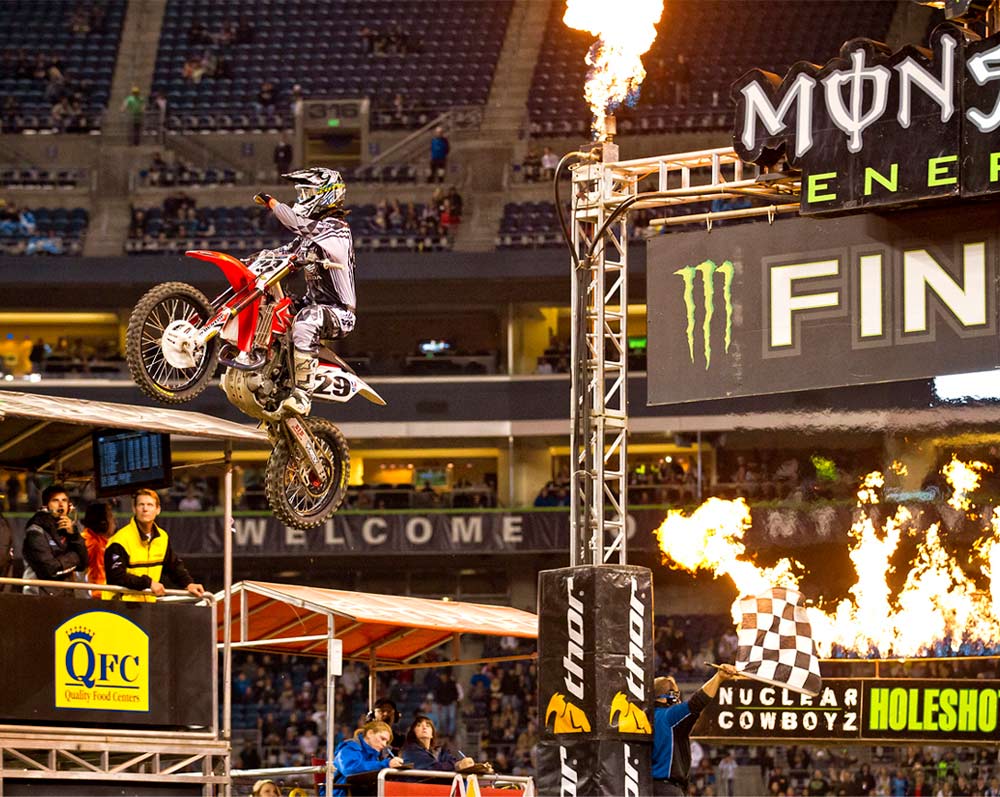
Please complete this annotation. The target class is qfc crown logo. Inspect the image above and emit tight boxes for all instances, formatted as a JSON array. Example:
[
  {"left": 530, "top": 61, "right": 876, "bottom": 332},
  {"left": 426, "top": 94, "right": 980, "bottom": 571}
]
[
  {"left": 55, "top": 611, "right": 150, "bottom": 712},
  {"left": 674, "top": 259, "right": 735, "bottom": 369}
]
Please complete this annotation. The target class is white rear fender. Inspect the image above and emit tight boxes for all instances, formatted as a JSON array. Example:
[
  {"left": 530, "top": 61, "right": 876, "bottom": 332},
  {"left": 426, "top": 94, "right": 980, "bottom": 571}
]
[{"left": 313, "top": 364, "right": 386, "bottom": 406}]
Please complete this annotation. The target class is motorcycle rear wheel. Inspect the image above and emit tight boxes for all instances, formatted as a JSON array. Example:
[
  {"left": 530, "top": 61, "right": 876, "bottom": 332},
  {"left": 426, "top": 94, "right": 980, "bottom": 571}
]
[
  {"left": 126, "top": 281, "right": 219, "bottom": 403},
  {"left": 265, "top": 417, "right": 350, "bottom": 529}
]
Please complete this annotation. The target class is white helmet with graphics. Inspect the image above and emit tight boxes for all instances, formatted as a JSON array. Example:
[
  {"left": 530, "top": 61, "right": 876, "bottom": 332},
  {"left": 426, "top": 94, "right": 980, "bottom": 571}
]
[{"left": 282, "top": 167, "right": 347, "bottom": 219}]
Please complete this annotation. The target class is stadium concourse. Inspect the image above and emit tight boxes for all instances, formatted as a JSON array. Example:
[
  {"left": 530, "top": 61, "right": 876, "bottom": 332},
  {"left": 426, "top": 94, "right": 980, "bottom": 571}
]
[{"left": 6, "top": 0, "right": 1000, "bottom": 795}]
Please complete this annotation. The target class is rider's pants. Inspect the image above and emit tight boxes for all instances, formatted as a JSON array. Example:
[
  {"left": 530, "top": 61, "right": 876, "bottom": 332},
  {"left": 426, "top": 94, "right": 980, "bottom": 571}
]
[{"left": 291, "top": 304, "right": 356, "bottom": 353}]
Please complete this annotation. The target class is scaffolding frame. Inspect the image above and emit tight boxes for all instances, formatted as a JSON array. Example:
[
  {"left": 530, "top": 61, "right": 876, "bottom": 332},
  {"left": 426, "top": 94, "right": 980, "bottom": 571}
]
[{"left": 568, "top": 145, "right": 800, "bottom": 566}]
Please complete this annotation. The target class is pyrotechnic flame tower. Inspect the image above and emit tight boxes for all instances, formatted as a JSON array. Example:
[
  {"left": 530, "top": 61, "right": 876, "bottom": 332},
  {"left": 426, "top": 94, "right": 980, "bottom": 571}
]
[{"left": 536, "top": 135, "right": 800, "bottom": 794}]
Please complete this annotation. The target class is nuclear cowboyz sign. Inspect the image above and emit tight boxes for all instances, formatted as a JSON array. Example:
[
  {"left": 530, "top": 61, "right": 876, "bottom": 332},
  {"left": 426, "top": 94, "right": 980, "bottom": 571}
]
[{"left": 693, "top": 679, "right": 1000, "bottom": 744}]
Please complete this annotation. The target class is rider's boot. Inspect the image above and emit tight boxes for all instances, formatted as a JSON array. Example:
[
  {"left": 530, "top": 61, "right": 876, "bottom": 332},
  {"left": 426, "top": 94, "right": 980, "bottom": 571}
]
[{"left": 280, "top": 351, "right": 317, "bottom": 416}]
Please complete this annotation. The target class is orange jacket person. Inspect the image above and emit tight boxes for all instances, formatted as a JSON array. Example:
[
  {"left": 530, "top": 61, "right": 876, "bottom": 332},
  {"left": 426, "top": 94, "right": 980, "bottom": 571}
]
[{"left": 104, "top": 489, "right": 205, "bottom": 601}]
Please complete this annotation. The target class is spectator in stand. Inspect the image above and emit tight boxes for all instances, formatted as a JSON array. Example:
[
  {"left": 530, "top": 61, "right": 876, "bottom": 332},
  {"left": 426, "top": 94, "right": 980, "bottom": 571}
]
[
  {"left": 433, "top": 670, "right": 459, "bottom": 737},
  {"left": 429, "top": 127, "right": 449, "bottom": 183},
  {"left": 151, "top": 92, "right": 168, "bottom": 146},
  {"left": 235, "top": 17, "right": 255, "bottom": 44},
  {"left": 21, "top": 484, "right": 88, "bottom": 596},
  {"left": 121, "top": 85, "right": 145, "bottom": 146},
  {"left": 81, "top": 501, "right": 116, "bottom": 597},
  {"left": 399, "top": 715, "right": 475, "bottom": 771},
  {"left": 359, "top": 25, "right": 375, "bottom": 55},
  {"left": 439, "top": 199, "right": 459, "bottom": 234},
  {"left": 181, "top": 55, "right": 206, "bottom": 84},
  {"left": 446, "top": 186, "right": 462, "bottom": 219},
  {"left": 672, "top": 54, "right": 691, "bottom": 106},
  {"left": 177, "top": 485, "right": 203, "bottom": 512},
  {"left": 128, "top": 208, "right": 148, "bottom": 239},
  {"left": 522, "top": 147, "right": 541, "bottom": 182},
  {"left": 717, "top": 750, "right": 737, "bottom": 797},
  {"left": 256, "top": 81, "right": 276, "bottom": 112},
  {"left": 541, "top": 146, "right": 559, "bottom": 181}
]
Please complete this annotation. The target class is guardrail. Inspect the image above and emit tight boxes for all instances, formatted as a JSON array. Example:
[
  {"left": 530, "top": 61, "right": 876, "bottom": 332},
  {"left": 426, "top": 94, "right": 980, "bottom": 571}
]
[
  {"left": 231, "top": 765, "right": 535, "bottom": 797},
  {"left": 0, "top": 575, "right": 214, "bottom": 602}
]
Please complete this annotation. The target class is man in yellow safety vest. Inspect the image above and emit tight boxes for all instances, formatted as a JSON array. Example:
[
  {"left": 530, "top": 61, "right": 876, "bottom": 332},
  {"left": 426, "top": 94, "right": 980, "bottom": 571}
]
[{"left": 104, "top": 488, "right": 205, "bottom": 601}]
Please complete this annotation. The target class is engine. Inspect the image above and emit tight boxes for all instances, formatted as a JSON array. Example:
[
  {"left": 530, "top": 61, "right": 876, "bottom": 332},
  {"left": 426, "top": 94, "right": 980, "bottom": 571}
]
[{"left": 221, "top": 366, "right": 284, "bottom": 420}]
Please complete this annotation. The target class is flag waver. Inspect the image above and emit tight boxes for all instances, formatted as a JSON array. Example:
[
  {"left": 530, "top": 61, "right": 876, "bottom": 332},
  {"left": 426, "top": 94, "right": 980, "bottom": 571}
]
[{"left": 736, "top": 587, "right": 822, "bottom": 697}]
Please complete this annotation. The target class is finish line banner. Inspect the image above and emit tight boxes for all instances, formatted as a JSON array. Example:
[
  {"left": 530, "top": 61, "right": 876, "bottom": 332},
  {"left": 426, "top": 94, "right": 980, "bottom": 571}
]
[
  {"left": 646, "top": 200, "right": 1000, "bottom": 405},
  {"left": 693, "top": 678, "right": 1000, "bottom": 744}
]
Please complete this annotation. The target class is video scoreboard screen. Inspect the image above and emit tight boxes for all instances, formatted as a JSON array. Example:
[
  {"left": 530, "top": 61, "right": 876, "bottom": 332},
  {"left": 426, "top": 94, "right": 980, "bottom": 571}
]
[{"left": 92, "top": 428, "right": 172, "bottom": 497}]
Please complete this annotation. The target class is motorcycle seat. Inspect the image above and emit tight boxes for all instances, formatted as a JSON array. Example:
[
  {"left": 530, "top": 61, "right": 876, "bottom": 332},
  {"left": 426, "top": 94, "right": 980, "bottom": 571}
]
[{"left": 317, "top": 344, "right": 357, "bottom": 376}]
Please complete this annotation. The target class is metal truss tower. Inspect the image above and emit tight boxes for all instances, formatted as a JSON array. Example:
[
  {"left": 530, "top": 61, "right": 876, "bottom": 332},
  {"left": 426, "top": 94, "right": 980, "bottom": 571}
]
[{"left": 568, "top": 145, "right": 799, "bottom": 567}]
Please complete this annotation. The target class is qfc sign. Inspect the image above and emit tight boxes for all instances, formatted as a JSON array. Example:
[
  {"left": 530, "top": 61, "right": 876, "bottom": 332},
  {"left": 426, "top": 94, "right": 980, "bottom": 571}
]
[{"left": 55, "top": 611, "right": 150, "bottom": 712}]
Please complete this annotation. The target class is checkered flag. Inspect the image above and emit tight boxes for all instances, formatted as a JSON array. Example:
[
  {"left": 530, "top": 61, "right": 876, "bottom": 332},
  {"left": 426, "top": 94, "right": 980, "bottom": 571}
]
[{"left": 735, "top": 587, "right": 822, "bottom": 696}]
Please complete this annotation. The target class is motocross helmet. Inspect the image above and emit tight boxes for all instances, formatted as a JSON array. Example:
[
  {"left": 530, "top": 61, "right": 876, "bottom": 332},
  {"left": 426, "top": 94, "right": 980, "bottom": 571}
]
[{"left": 282, "top": 167, "right": 346, "bottom": 219}]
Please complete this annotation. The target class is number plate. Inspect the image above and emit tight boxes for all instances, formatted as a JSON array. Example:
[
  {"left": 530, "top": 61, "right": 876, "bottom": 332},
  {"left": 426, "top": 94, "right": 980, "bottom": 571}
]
[{"left": 313, "top": 366, "right": 361, "bottom": 403}]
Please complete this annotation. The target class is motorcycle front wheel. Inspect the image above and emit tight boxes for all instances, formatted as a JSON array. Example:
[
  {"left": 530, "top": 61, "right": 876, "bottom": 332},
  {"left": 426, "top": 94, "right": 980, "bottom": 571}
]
[
  {"left": 126, "top": 281, "right": 220, "bottom": 403},
  {"left": 265, "top": 417, "right": 350, "bottom": 529}
]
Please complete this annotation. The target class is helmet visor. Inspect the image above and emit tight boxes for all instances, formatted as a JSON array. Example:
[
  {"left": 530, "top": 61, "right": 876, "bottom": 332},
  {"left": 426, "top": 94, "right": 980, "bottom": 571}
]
[{"left": 295, "top": 185, "right": 318, "bottom": 203}]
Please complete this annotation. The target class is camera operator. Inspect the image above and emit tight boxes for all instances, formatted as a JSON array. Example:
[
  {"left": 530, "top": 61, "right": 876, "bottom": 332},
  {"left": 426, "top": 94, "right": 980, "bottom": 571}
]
[{"left": 21, "top": 484, "right": 88, "bottom": 596}]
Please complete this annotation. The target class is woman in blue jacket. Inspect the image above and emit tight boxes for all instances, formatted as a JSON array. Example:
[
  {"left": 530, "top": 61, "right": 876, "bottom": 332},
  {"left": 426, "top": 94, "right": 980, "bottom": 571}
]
[
  {"left": 332, "top": 721, "right": 405, "bottom": 796},
  {"left": 399, "top": 715, "right": 475, "bottom": 772}
]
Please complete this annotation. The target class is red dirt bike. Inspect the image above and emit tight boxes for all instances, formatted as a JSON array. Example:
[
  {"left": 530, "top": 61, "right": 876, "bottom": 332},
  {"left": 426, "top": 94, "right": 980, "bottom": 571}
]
[{"left": 125, "top": 249, "right": 385, "bottom": 529}]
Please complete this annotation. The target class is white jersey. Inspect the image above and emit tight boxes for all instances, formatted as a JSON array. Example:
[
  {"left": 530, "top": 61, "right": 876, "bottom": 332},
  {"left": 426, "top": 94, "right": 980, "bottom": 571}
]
[{"left": 271, "top": 201, "right": 356, "bottom": 310}]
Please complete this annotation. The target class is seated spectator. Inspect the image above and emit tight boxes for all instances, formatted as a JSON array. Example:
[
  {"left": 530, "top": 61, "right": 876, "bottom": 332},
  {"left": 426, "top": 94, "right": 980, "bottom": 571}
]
[
  {"left": 399, "top": 715, "right": 475, "bottom": 772},
  {"left": 182, "top": 55, "right": 207, "bottom": 84},
  {"left": 522, "top": 147, "right": 541, "bottom": 182},
  {"left": 25, "top": 232, "right": 62, "bottom": 255},
  {"left": 332, "top": 721, "right": 406, "bottom": 797},
  {"left": 256, "top": 81, "right": 276, "bottom": 111},
  {"left": 541, "top": 147, "right": 559, "bottom": 181},
  {"left": 235, "top": 17, "right": 255, "bottom": 44},
  {"left": 446, "top": 186, "right": 462, "bottom": 219}
]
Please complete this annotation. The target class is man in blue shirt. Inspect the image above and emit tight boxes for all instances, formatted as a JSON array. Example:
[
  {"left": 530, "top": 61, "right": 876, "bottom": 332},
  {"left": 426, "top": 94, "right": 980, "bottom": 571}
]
[{"left": 652, "top": 664, "right": 739, "bottom": 796}]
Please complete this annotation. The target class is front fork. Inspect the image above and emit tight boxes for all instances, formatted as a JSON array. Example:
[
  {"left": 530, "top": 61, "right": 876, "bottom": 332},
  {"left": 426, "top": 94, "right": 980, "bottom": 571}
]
[{"left": 273, "top": 415, "right": 326, "bottom": 483}]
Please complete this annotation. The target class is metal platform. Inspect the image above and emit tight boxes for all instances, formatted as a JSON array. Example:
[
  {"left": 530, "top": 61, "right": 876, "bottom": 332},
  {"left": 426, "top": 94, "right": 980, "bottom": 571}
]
[
  {"left": 568, "top": 145, "right": 801, "bottom": 566},
  {"left": 0, "top": 728, "right": 229, "bottom": 795}
]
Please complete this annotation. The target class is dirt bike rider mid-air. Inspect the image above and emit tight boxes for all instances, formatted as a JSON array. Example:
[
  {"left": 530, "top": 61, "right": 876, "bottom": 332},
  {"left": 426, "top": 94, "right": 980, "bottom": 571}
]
[{"left": 252, "top": 166, "right": 356, "bottom": 416}]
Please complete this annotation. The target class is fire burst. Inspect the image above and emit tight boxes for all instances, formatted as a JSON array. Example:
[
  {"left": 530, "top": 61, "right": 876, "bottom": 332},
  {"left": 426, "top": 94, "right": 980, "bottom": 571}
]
[
  {"left": 654, "top": 459, "right": 1000, "bottom": 658},
  {"left": 563, "top": 0, "right": 664, "bottom": 139}
]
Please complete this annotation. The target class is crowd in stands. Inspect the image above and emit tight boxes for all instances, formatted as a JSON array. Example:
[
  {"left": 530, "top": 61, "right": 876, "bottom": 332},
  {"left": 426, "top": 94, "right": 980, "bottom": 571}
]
[
  {"left": 0, "top": 200, "right": 87, "bottom": 255},
  {"left": 126, "top": 186, "right": 462, "bottom": 254},
  {"left": 137, "top": 152, "right": 241, "bottom": 188},
  {"left": 225, "top": 619, "right": 1000, "bottom": 795},
  {"left": 0, "top": 334, "right": 122, "bottom": 378},
  {"left": 0, "top": 0, "right": 123, "bottom": 133}
]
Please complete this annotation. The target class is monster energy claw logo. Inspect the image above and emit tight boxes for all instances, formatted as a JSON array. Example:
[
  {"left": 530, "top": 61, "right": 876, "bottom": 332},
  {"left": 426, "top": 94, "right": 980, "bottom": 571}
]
[{"left": 674, "top": 259, "right": 734, "bottom": 368}]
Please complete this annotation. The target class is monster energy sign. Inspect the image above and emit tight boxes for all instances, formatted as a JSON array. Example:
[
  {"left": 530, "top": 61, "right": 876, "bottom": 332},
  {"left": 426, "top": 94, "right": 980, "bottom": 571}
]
[
  {"left": 674, "top": 260, "right": 734, "bottom": 369},
  {"left": 732, "top": 24, "right": 1000, "bottom": 214},
  {"left": 646, "top": 199, "right": 1000, "bottom": 405}
]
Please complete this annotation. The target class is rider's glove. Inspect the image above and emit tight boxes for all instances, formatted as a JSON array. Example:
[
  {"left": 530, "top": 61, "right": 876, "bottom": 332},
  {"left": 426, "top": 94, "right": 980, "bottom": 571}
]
[{"left": 253, "top": 193, "right": 273, "bottom": 207}]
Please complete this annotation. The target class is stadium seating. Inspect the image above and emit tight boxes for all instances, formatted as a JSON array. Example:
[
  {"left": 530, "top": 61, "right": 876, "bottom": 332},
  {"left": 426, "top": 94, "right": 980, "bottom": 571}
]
[
  {"left": 0, "top": 206, "right": 88, "bottom": 255},
  {"left": 125, "top": 202, "right": 452, "bottom": 254},
  {"left": 0, "top": 0, "right": 125, "bottom": 132},
  {"left": 151, "top": 0, "right": 512, "bottom": 132},
  {"left": 528, "top": 0, "right": 898, "bottom": 136}
]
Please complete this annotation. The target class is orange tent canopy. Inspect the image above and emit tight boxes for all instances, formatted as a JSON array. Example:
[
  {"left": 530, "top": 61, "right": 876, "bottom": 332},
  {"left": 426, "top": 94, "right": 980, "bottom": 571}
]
[{"left": 217, "top": 580, "right": 538, "bottom": 666}]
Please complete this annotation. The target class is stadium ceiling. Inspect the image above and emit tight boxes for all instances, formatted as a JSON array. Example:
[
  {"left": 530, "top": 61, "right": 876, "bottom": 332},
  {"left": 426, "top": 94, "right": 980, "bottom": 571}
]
[
  {"left": 0, "top": 390, "right": 269, "bottom": 476},
  {"left": 218, "top": 580, "right": 538, "bottom": 667}
]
